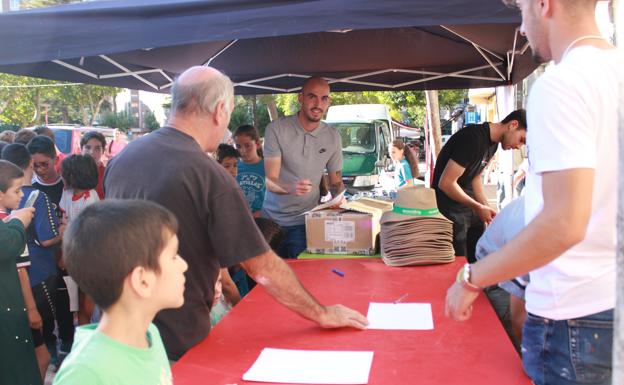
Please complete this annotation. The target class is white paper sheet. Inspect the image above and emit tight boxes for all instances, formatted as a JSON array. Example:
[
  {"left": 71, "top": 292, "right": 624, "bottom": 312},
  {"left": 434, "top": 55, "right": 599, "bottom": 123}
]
[
  {"left": 366, "top": 302, "right": 434, "bottom": 330},
  {"left": 243, "top": 348, "right": 374, "bottom": 384}
]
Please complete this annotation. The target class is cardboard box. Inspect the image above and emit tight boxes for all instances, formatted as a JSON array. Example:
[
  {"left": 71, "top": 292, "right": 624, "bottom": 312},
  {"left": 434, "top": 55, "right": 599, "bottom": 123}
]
[{"left": 305, "top": 198, "right": 393, "bottom": 255}]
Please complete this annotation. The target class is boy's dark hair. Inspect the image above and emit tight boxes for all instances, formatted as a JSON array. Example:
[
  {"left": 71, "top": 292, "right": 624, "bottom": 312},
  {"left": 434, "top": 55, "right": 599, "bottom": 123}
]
[
  {"left": 63, "top": 200, "right": 179, "bottom": 310},
  {"left": 61, "top": 154, "right": 99, "bottom": 190},
  {"left": 33, "top": 126, "right": 56, "bottom": 142},
  {"left": 501, "top": 109, "right": 527, "bottom": 130},
  {"left": 215, "top": 143, "right": 240, "bottom": 164},
  {"left": 27, "top": 135, "right": 57, "bottom": 158},
  {"left": 0, "top": 141, "right": 9, "bottom": 155},
  {"left": 254, "top": 217, "right": 285, "bottom": 252},
  {"left": 14, "top": 129, "right": 37, "bottom": 146},
  {"left": 80, "top": 131, "right": 106, "bottom": 149},
  {"left": 0, "top": 159, "right": 24, "bottom": 192},
  {"left": 1, "top": 143, "right": 31, "bottom": 171}
]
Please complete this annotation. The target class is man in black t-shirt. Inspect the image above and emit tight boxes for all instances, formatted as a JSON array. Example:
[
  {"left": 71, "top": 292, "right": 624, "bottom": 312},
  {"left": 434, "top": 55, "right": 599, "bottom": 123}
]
[
  {"left": 432, "top": 109, "right": 527, "bottom": 262},
  {"left": 105, "top": 66, "right": 368, "bottom": 360}
]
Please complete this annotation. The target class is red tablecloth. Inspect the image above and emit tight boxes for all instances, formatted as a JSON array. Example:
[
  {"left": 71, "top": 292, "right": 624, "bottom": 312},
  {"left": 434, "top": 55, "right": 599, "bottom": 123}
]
[{"left": 172, "top": 258, "right": 531, "bottom": 385}]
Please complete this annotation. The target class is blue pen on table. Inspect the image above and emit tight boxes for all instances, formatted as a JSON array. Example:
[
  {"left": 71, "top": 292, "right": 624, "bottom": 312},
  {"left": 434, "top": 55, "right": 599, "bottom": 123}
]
[
  {"left": 393, "top": 293, "right": 408, "bottom": 304},
  {"left": 331, "top": 268, "right": 345, "bottom": 277}
]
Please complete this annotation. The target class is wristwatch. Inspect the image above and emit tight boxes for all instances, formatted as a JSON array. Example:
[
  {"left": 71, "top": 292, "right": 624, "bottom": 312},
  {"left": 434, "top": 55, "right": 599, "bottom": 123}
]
[{"left": 456, "top": 263, "right": 482, "bottom": 292}]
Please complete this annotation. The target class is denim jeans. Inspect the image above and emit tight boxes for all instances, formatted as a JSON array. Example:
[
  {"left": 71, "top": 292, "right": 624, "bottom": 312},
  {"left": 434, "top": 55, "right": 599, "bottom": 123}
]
[
  {"left": 277, "top": 224, "right": 307, "bottom": 259},
  {"left": 522, "top": 309, "right": 613, "bottom": 385}
]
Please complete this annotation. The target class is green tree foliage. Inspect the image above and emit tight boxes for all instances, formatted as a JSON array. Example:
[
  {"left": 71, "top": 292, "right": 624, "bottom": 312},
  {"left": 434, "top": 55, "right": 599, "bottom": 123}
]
[
  {"left": 143, "top": 111, "right": 160, "bottom": 132},
  {"left": 0, "top": 74, "right": 120, "bottom": 128},
  {"left": 100, "top": 111, "right": 133, "bottom": 132},
  {"left": 274, "top": 89, "right": 466, "bottom": 128},
  {"left": 228, "top": 96, "right": 271, "bottom": 135}
]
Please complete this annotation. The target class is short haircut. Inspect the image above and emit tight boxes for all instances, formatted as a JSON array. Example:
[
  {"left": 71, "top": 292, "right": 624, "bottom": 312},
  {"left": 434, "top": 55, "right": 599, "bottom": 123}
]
[
  {"left": 501, "top": 109, "right": 527, "bottom": 130},
  {"left": 254, "top": 217, "right": 285, "bottom": 252},
  {"left": 0, "top": 159, "right": 24, "bottom": 193},
  {"left": 63, "top": 200, "right": 179, "bottom": 310},
  {"left": 0, "top": 141, "right": 8, "bottom": 154},
  {"left": 300, "top": 76, "right": 329, "bottom": 93},
  {"left": 0, "top": 130, "right": 16, "bottom": 143},
  {"left": 80, "top": 131, "right": 106, "bottom": 149},
  {"left": 61, "top": 154, "right": 99, "bottom": 190},
  {"left": 1, "top": 143, "right": 31, "bottom": 171},
  {"left": 33, "top": 126, "right": 55, "bottom": 142},
  {"left": 27, "top": 135, "right": 57, "bottom": 158},
  {"left": 170, "top": 68, "right": 234, "bottom": 117},
  {"left": 214, "top": 143, "right": 240, "bottom": 164},
  {"left": 14, "top": 129, "right": 37, "bottom": 146}
]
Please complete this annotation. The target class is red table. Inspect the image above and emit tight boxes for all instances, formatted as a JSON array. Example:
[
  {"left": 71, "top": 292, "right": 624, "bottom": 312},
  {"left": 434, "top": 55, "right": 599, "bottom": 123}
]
[{"left": 172, "top": 258, "right": 531, "bottom": 385}]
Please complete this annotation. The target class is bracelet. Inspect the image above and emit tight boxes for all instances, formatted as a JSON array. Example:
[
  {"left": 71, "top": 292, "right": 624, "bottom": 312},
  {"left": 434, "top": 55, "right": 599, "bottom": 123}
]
[{"left": 456, "top": 263, "right": 482, "bottom": 292}]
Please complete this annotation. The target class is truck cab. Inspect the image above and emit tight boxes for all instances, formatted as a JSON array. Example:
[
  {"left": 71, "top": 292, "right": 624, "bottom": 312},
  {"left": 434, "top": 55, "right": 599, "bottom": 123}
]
[{"left": 325, "top": 104, "right": 396, "bottom": 191}]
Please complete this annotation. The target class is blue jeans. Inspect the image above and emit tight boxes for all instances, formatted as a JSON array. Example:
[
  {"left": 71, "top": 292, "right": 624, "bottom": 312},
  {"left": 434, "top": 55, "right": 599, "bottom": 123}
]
[
  {"left": 522, "top": 309, "right": 613, "bottom": 385},
  {"left": 277, "top": 224, "right": 307, "bottom": 259}
]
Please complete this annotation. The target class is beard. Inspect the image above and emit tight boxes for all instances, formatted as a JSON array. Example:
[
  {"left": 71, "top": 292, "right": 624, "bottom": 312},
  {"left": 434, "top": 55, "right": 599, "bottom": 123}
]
[{"left": 303, "top": 108, "right": 323, "bottom": 123}]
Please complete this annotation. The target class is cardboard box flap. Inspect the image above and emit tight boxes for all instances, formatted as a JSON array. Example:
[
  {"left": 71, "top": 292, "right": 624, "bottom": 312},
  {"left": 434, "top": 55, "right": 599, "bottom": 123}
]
[
  {"left": 340, "top": 198, "right": 393, "bottom": 217},
  {"left": 303, "top": 190, "right": 346, "bottom": 215}
]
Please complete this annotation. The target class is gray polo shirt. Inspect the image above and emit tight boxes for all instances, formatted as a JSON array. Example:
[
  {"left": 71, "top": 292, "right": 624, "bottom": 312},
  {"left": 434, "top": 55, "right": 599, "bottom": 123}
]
[{"left": 263, "top": 115, "right": 342, "bottom": 226}]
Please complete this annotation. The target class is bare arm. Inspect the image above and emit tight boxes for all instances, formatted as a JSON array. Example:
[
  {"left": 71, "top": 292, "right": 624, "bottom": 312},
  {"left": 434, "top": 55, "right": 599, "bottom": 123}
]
[
  {"left": 18, "top": 267, "right": 42, "bottom": 329},
  {"left": 472, "top": 168, "right": 593, "bottom": 286},
  {"left": 327, "top": 170, "right": 345, "bottom": 197},
  {"left": 265, "top": 156, "right": 312, "bottom": 196},
  {"left": 446, "top": 168, "right": 593, "bottom": 320},
  {"left": 219, "top": 268, "right": 241, "bottom": 306},
  {"left": 438, "top": 160, "right": 495, "bottom": 223},
  {"left": 471, "top": 173, "right": 489, "bottom": 207},
  {"left": 240, "top": 250, "right": 368, "bottom": 329}
]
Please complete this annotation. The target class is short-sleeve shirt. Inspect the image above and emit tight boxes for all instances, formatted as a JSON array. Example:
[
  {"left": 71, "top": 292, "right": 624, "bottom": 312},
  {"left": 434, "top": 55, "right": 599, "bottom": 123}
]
[
  {"left": 237, "top": 159, "right": 265, "bottom": 213},
  {"left": 432, "top": 123, "right": 497, "bottom": 212},
  {"left": 33, "top": 176, "right": 64, "bottom": 207},
  {"left": 20, "top": 186, "right": 60, "bottom": 286},
  {"left": 263, "top": 115, "right": 342, "bottom": 226},
  {"left": 395, "top": 159, "right": 413, "bottom": 188},
  {"left": 523, "top": 47, "right": 619, "bottom": 320},
  {"left": 53, "top": 323, "right": 171, "bottom": 385},
  {"left": 104, "top": 126, "right": 270, "bottom": 360}
]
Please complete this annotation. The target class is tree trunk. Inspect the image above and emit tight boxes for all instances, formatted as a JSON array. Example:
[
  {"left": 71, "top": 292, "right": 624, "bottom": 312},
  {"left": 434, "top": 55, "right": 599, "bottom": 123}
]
[
  {"left": 251, "top": 95, "right": 258, "bottom": 127},
  {"left": 426, "top": 90, "right": 442, "bottom": 157},
  {"left": 91, "top": 97, "right": 106, "bottom": 126},
  {"left": 266, "top": 96, "right": 279, "bottom": 122},
  {"left": 32, "top": 89, "right": 40, "bottom": 124}
]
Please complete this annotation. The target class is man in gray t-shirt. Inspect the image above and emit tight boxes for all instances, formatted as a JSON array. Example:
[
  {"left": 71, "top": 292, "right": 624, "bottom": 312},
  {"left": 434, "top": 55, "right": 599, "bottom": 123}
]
[{"left": 263, "top": 77, "right": 344, "bottom": 258}]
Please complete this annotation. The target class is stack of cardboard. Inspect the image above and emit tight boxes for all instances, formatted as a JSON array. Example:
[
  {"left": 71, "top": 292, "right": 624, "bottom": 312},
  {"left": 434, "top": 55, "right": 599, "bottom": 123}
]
[{"left": 380, "top": 187, "right": 455, "bottom": 266}]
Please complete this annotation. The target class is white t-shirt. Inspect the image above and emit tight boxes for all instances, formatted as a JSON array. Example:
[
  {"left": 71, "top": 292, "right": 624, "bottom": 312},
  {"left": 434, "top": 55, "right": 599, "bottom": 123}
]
[
  {"left": 523, "top": 46, "right": 620, "bottom": 320},
  {"left": 59, "top": 188, "right": 100, "bottom": 222}
]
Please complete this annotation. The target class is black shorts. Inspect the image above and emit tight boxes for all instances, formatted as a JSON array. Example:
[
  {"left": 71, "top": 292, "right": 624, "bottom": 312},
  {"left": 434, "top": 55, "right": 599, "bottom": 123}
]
[{"left": 30, "top": 275, "right": 58, "bottom": 348}]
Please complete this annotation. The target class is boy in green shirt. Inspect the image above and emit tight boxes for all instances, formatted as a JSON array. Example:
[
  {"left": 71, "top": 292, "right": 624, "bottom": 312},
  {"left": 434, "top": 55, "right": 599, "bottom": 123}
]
[{"left": 53, "top": 200, "right": 188, "bottom": 385}]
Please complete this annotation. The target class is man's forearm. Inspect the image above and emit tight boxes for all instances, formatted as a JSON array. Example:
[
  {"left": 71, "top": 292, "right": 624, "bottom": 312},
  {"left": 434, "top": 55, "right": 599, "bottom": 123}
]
[
  {"left": 472, "top": 206, "right": 583, "bottom": 288},
  {"left": 329, "top": 181, "right": 345, "bottom": 197},
  {"left": 241, "top": 250, "right": 325, "bottom": 322},
  {"left": 440, "top": 181, "right": 483, "bottom": 211},
  {"left": 471, "top": 176, "right": 489, "bottom": 206},
  {"left": 265, "top": 176, "right": 290, "bottom": 195}
]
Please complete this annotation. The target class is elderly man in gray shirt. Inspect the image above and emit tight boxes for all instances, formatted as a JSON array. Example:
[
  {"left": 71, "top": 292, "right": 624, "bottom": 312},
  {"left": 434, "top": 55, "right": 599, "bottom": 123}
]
[{"left": 263, "top": 77, "right": 344, "bottom": 258}]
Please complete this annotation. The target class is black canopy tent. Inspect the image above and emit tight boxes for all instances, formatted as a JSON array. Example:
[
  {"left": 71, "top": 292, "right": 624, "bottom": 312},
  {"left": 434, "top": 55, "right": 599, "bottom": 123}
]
[{"left": 0, "top": 0, "right": 536, "bottom": 94}]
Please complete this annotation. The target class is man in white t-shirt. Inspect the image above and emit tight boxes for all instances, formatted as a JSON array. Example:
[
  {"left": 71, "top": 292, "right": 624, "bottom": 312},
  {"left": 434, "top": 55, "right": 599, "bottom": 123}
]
[{"left": 445, "top": 1, "right": 618, "bottom": 384}]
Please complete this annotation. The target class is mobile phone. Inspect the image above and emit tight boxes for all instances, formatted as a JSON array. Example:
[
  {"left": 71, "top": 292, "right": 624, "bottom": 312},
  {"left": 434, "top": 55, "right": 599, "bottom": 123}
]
[{"left": 24, "top": 190, "right": 39, "bottom": 208}]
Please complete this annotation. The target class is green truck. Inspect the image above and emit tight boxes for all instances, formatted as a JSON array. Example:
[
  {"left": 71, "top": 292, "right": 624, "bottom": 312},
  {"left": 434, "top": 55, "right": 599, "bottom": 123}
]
[{"left": 325, "top": 104, "right": 398, "bottom": 191}]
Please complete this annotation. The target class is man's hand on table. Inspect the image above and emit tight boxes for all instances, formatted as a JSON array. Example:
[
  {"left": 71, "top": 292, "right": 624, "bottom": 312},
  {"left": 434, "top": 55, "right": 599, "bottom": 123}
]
[
  {"left": 444, "top": 282, "right": 480, "bottom": 321},
  {"left": 318, "top": 304, "right": 369, "bottom": 330}
]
